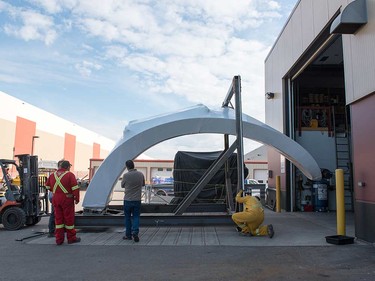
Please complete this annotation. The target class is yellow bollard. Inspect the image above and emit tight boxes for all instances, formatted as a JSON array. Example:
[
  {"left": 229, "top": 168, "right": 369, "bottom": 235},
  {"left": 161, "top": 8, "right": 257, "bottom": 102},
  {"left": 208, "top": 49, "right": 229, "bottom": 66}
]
[
  {"left": 276, "top": 175, "right": 281, "bottom": 213},
  {"left": 336, "top": 169, "right": 345, "bottom": 235}
]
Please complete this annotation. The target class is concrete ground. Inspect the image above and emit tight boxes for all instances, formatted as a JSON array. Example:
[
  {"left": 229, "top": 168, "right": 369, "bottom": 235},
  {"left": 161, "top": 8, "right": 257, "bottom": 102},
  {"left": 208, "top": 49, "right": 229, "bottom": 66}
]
[{"left": 1, "top": 209, "right": 375, "bottom": 281}]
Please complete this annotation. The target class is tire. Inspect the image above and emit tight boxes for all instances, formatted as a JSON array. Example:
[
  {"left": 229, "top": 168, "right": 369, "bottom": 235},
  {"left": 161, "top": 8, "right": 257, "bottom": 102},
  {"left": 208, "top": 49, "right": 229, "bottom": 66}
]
[
  {"left": 25, "top": 216, "right": 41, "bottom": 226},
  {"left": 2, "top": 207, "right": 26, "bottom": 230}
]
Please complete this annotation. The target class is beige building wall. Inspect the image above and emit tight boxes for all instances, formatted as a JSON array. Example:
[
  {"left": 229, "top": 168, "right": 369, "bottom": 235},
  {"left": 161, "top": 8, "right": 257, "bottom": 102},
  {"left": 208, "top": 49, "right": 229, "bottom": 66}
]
[
  {"left": 246, "top": 163, "right": 268, "bottom": 178},
  {"left": 0, "top": 119, "right": 16, "bottom": 159},
  {"left": 100, "top": 148, "right": 110, "bottom": 159},
  {"left": 34, "top": 130, "right": 65, "bottom": 161},
  {"left": 0, "top": 91, "right": 115, "bottom": 178},
  {"left": 75, "top": 142, "right": 93, "bottom": 178}
]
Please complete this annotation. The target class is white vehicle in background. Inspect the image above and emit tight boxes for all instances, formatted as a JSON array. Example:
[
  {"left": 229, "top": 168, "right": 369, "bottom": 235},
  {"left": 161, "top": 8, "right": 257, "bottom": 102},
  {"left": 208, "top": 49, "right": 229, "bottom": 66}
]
[
  {"left": 244, "top": 179, "right": 268, "bottom": 203},
  {"left": 246, "top": 179, "right": 260, "bottom": 185}
]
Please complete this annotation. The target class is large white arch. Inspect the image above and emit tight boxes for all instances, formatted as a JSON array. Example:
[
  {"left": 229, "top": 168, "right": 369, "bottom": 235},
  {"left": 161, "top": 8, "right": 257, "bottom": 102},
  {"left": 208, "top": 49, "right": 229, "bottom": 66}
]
[{"left": 83, "top": 104, "right": 321, "bottom": 210}]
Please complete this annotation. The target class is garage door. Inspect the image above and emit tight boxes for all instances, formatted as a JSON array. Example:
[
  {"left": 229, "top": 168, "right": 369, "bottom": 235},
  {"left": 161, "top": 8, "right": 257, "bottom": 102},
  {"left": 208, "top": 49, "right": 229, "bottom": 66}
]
[{"left": 254, "top": 169, "right": 268, "bottom": 184}]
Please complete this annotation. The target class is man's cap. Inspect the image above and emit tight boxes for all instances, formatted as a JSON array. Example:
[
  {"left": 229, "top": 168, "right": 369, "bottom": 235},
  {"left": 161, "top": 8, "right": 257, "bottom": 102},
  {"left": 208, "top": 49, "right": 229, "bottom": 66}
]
[
  {"left": 57, "top": 159, "right": 65, "bottom": 168},
  {"left": 61, "top": 160, "right": 72, "bottom": 169}
]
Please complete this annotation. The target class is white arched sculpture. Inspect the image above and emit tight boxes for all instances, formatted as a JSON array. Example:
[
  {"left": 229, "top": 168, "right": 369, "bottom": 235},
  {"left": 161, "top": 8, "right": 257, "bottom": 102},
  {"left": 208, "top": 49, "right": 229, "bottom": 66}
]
[{"left": 83, "top": 104, "right": 321, "bottom": 210}]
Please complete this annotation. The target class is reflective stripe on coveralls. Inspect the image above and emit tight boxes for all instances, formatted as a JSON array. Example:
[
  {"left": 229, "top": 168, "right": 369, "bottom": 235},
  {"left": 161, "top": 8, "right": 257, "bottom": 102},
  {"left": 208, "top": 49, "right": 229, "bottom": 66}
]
[
  {"left": 52, "top": 171, "right": 69, "bottom": 193},
  {"left": 52, "top": 171, "right": 76, "bottom": 230}
]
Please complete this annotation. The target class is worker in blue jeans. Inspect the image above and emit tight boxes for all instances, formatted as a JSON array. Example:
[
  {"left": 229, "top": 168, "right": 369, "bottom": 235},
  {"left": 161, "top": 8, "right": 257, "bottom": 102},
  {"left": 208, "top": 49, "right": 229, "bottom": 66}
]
[
  {"left": 48, "top": 190, "right": 55, "bottom": 237},
  {"left": 121, "top": 160, "right": 145, "bottom": 242},
  {"left": 124, "top": 201, "right": 141, "bottom": 241}
]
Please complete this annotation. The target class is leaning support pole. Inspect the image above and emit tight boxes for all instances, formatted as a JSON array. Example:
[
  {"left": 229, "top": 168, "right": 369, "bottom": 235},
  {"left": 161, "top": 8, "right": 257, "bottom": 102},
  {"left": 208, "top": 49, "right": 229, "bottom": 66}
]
[
  {"left": 276, "top": 175, "right": 281, "bottom": 213},
  {"left": 234, "top": 76, "right": 245, "bottom": 193},
  {"left": 222, "top": 75, "right": 245, "bottom": 202},
  {"left": 224, "top": 134, "right": 234, "bottom": 212},
  {"left": 336, "top": 169, "right": 345, "bottom": 235}
]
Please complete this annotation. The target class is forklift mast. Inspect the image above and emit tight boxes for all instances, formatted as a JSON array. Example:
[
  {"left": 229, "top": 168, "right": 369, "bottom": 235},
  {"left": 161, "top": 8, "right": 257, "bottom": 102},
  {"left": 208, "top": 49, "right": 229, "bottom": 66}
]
[{"left": 17, "top": 154, "right": 43, "bottom": 218}]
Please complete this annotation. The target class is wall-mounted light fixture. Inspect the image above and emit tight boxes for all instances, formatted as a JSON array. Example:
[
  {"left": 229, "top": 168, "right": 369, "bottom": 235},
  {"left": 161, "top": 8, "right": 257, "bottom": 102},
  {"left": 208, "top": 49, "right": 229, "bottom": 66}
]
[
  {"left": 265, "top": 92, "right": 275, "bottom": 99},
  {"left": 268, "top": 170, "right": 273, "bottom": 178}
]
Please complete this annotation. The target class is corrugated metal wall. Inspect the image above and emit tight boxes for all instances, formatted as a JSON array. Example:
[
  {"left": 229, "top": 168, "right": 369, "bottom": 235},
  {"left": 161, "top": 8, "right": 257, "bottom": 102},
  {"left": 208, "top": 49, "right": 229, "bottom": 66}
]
[
  {"left": 265, "top": 0, "right": 375, "bottom": 242},
  {"left": 265, "top": 0, "right": 350, "bottom": 131},
  {"left": 265, "top": 0, "right": 350, "bottom": 192},
  {"left": 343, "top": 0, "right": 375, "bottom": 103}
]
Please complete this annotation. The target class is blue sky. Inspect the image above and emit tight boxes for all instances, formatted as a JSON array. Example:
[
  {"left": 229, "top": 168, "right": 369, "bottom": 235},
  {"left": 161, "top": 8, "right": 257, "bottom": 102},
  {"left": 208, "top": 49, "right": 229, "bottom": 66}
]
[{"left": 0, "top": 0, "right": 298, "bottom": 159}]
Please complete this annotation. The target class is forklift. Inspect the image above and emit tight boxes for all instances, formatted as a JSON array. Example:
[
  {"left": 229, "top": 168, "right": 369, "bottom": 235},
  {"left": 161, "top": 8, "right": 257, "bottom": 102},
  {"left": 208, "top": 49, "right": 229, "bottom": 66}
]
[{"left": 0, "top": 154, "right": 48, "bottom": 230}]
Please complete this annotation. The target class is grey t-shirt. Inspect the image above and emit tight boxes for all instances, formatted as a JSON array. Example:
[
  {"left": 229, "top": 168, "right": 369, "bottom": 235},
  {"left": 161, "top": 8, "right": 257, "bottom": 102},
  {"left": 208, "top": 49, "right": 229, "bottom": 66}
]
[{"left": 121, "top": 169, "right": 145, "bottom": 201}]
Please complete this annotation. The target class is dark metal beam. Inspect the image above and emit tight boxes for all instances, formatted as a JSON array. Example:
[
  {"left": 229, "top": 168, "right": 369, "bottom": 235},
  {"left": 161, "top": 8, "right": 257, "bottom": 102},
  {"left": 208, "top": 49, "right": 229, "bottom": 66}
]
[
  {"left": 234, "top": 75, "right": 245, "bottom": 193},
  {"left": 173, "top": 141, "right": 237, "bottom": 215},
  {"left": 75, "top": 214, "right": 233, "bottom": 227},
  {"left": 224, "top": 134, "right": 234, "bottom": 212},
  {"left": 105, "top": 203, "right": 228, "bottom": 213},
  {"left": 222, "top": 77, "right": 235, "bottom": 108}
]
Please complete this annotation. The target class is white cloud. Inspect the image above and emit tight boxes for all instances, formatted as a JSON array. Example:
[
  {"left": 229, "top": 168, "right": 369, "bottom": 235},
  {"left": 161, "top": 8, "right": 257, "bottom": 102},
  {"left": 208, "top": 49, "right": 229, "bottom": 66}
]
[
  {"left": 75, "top": 60, "right": 102, "bottom": 77},
  {"left": 3, "top": 9, "right": 57, "bottom": 45},
  {"left": 28, "top": 0, "right": 63, "bottom": 14},
  {"left": 77, "top": 2, "right": 273, "bottom": 101},
  {"left": 267, "top": 1, "right": 281, "bottom": 10},
  {"left": 145, "top": 134, "right": 229, "bottom": 160},
  {"left": 122, "top": 54, "right": 167, "bottom": 77},
  {"left": 72, "top": 1, "right": 158, "bottom": 37},
  {"left": 78, "top": 18, "right": 120, "bottom": 42},
  {"left": 0, "top": 0, "right": 298, "bottom": 158},
  {"left": 104, "top": 45, "right": 128, "bottom": 61},
  {"left": 145, "top": 133, "right": 263, "bottom": 160}
]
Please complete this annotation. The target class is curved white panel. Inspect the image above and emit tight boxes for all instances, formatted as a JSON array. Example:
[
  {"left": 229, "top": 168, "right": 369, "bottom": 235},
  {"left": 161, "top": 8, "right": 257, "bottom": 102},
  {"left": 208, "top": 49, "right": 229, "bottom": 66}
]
[{"left": 83, "top": 104, "right": 321, "bottom": 210}]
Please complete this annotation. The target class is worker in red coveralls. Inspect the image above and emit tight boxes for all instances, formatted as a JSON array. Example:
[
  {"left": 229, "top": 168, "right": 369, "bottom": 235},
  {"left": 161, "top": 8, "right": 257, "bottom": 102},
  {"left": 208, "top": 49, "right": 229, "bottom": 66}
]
[{"left": 46, "top": 160, "right": 81, "bottom": 245}]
